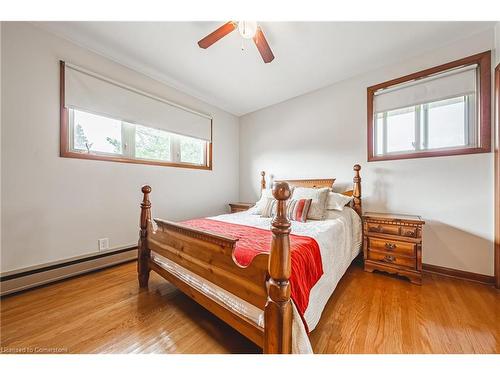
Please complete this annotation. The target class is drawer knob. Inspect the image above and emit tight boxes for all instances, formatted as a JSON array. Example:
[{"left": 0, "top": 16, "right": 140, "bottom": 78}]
[
  {"left": 383, "top": 255, "right": 395, "bottom": 263},
  {"left": 405, "top": 230, "right": 415, "bottom": 236},
  {"left": 385, "top": 242, "right": 397, "bottom": 250},
  {"left": 373, "top": 225, "right": 382, "bottom": 232}
]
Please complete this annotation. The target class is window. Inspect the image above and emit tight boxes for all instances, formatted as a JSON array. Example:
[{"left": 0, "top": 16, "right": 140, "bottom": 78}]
[
  {"left": 368, "top": 51, "right": 491, "bottom": 161},
  {"left": 72, "top": 109, "right": 123, "bottom": 155},
  {"left": 134, "top": 125, "right": 171, "bottom": 162},
  {"left": 179, "top": 134, "right": 206, "bottom": 164},
  {"left": 68, "top": 108, "right": 207, "bottom": 167},
  {"left": 60, "top": 61, "right": 212, "bottom": 169},
  {"left": 374, "top": 95, "right": 476, "bottom": 156}
]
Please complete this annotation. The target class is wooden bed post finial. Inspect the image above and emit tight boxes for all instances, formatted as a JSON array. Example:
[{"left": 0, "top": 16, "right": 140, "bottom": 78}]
[
  {"left": 352, "top": 164, "right": 362, "bottom": 215},
  {"left": 138, "top": 185, "right": 152, "bottom": 288},
  {"left": 261, "top": 171, "right": 266, "bottom": 190},
  {"left": 264, "top": 181, "right": 292, "bottom": 354}
]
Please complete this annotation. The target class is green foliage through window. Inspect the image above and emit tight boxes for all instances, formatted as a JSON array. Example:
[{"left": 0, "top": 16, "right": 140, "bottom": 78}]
[
  {"left": 106, "top": 137, "right": 122, "bottom": 154},
  {"left": 180, "top": 136, "right": 204, "bottom": 164},
  {"left": 135, "top": 125, "right": 171, "bottom": 161},
  {"left": 70, "top": 108, "right": 208, "bottom": 167}
]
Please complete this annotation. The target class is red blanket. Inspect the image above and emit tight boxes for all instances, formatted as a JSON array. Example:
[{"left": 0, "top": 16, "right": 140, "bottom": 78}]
[{"left": 181, "top": 218, "right": 323, "bottom": 329}]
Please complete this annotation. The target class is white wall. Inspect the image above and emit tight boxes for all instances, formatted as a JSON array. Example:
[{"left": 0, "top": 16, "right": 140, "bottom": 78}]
[
  {"left": 240, "top": 29, "right": 495, "bottom": 276},
  {"left": 1, "top": 22, "right": 240, "bottom": 273},
  {"left": 495, "top": 22, "right": 500, "bottom": 65}
]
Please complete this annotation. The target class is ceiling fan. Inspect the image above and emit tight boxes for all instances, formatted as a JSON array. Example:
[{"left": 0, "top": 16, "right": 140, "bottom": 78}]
[{"left": 198, "top": 21, "right": 275, "bottom": 63}]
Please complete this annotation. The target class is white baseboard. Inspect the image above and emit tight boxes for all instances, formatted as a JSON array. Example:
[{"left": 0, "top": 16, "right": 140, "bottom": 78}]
[{"left": 0, "top": 248, "right": 137, "bottom": 296}]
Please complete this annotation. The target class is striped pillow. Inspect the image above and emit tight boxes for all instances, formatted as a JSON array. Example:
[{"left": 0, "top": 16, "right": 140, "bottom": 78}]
[
  {"left": 287, "top": 199, "right": 312, "bottom": 223},
  {"left": 260, "top": 198, "right": 277, "bottom": 218}
]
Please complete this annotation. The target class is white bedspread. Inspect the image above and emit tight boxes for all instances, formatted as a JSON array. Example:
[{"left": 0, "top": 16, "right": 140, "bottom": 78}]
[{"left": 151, "top": 207, "right": 361, "bottom": 353}]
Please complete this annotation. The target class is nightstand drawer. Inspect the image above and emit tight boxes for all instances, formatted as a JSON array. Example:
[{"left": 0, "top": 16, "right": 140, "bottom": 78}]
[
  {"left": 400, "top": 227, "right": 418, "bottom": 238},
  {"left": 368, "top": 250, "right": 416, "bottom": 269},
  {"left": 368, "top": 237, "right": 415, "bottom": 257},
  {"left": 366, "top": 223, "right": 400, "bottom": 236}
]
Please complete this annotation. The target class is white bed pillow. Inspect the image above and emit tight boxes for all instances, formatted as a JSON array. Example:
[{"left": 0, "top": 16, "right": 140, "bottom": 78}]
[
  {"left": 323, "top": 209, "right": 344, "bottom": 220},
  {"left": 249, "top": 189, "right": 274, "bottom": 215},
  {"left": 326, "top": 192, "right": 353, "bottom": 211},
  {"left": 260, "top": 197, "right": 277, "bottom": 218},
  {"left": 290, "top": 187, "right": 329, "bottom": 220}
]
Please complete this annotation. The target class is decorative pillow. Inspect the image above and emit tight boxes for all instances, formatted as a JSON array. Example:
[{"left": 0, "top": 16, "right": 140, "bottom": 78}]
[
  {"left": 250, "top": 189, "right": 274, "bottom": 215},
  {"left": 326, "top": 192, "right": 353, "bottom": 211},
  {"left": 260, "top": 198, "right": 277, "bottom": 218},
  {"left": 290, "top": 187, "right": 330, "bottom": 220},
  {"left": 286, "top": 199, "right": 312, "bottom": 222}
]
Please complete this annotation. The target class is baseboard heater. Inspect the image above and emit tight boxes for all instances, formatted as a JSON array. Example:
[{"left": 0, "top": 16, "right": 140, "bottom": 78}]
[{"left": 0, "top": 246, "right": 137, "bottom": 297}]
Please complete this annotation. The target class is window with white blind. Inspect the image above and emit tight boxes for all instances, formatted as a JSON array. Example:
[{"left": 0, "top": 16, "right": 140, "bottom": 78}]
[
  {"left": 69, "top": 108, "right": 207, "bottom": 166},
  {"left": 60, "top": 61, "right": 212, "bottom": 169},
  {"left": 367, "top": 51, "right": 491, "bottom": 161}
]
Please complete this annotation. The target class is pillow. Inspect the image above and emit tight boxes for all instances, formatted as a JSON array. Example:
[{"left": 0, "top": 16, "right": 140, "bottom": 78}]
[
  {"left": 290, "top": 187, "right": 329, "bottom": 220},
  {"left": 323, "top": 209, "right": 344, "bottom": 220},
  {"left": 286, "top": 199, "right": 312, "bottom": 222},
  {"left": 260, "top": 198, "right": 277, "bottom": 218},
  {"left": 326, "top": 192, "right": 353, "bottom": 211},
  {"left": 251, "top": 189, "right": 274, "bottom": 215}
]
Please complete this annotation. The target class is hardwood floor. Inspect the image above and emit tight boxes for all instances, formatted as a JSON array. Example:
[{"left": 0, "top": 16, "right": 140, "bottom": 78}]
[
  {"left": 1, "top": 261, "right": 498, "bottom": 354},
  {"left": 310, "top": 264, "right": 499, "bottom": 353}
]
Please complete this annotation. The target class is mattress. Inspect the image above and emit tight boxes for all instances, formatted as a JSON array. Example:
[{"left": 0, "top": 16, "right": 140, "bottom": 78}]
[{"left": 151, "top": 206, "right": 362, "bottom": 353}]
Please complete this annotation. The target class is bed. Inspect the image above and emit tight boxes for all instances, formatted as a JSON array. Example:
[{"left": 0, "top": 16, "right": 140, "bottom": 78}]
[{"left": 138, "top": 165, "right": 362, "bottom": 353}]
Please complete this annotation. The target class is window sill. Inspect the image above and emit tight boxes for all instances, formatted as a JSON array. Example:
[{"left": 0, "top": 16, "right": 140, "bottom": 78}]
[
  {"left": 368, "top": 145, "right": 491, "bottom": 162},
  {"left": 60, "top": 150, "right": 212, "bottom": 170}
]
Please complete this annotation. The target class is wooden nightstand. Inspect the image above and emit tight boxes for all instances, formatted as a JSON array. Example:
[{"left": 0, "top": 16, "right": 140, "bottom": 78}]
[
  {"left": 228, "top": 202, "right": 254, "bottom": 213},
  {"left": 362, "top": 212, "right": 425, "bottom": 285}
]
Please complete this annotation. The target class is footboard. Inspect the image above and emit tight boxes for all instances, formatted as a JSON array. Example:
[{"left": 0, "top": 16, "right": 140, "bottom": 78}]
[
  {"left": 137, "top": 183, "right": 293, "bottom": 353},
  {"left": 148, "top": 219, "right": 269, "bottom": 309}
]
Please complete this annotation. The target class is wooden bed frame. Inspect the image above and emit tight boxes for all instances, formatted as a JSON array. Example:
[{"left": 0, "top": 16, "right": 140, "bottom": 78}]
[{"left": 138, "top": 164, "right": 362, "bottom": 353}]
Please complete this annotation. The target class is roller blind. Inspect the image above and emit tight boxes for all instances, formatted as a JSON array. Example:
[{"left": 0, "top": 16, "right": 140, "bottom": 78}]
[
  {"left": 374, "top": 64, "right": 477, "bottom": 113},
  {"left": 64, "top": 64, "right": 212, "bottom": 141}
]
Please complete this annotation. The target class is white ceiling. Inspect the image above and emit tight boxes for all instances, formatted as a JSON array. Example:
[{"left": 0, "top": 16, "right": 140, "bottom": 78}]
[{"left": 38, "top": 21, "right": 494, "bottom": 116}]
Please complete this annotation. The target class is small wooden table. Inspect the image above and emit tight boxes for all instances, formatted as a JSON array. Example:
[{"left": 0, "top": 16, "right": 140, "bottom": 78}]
[
  {"left": 228, "top": 202, "right": 254, "bottom": 213},
  {"left": 362, "top": 212, "right": 425, "bottom": 284}
]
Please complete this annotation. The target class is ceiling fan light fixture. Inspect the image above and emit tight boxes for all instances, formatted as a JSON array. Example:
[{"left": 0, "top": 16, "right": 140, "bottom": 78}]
[
  {"left": 238, "top": 21, "right": 258, "bottom": 39},
  {"left": 198, "top": 21, "right": 274, "bottom": 63}
]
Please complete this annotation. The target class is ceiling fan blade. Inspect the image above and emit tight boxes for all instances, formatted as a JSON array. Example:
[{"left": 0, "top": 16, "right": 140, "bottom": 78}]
[
  {"left": 198, "top": 21, "right": 236, "bottom": 49},
  {"left": 253, "top": 27, "right": 275, "bottom": 63}
]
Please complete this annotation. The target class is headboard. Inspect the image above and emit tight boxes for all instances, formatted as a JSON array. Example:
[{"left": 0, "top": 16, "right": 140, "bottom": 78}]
[
  {"left": 260, "top": 164, "right": 362, "bottom": 216},
  {"left": 274, "top": 178, "right": 336, "bottom": 190}
]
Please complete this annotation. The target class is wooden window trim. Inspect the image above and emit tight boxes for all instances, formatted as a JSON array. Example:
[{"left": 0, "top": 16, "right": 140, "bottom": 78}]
[
  {"left": 495, "top": 62, "right": 500, "bottom": 289},
  {"left": 59, "top": 61, "right": 213, "bottom": 170},
  {"left": 367, "top": 51, "right": 491, "bottom": 162}
]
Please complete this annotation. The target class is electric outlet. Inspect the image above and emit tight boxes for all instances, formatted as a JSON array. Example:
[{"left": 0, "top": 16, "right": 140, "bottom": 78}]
[{"left": 98, "top": 238, "right": 109, "bottom": 251}]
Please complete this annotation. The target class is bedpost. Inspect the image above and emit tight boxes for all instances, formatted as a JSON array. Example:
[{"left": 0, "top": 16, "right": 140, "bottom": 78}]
[
  {"left": 264, "top": 181, "right": 292, "bottom": 354},
  {"left": 138, "top": 185, "right": 152, "bottom": 288},
  {"left": 261, "top": 171, "right": 266, "bottom": 190},
  {"left": 352, "top": 164, "right": 362, "bottom": 215}
]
